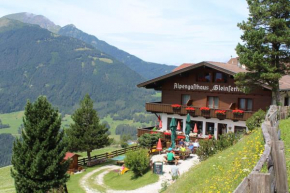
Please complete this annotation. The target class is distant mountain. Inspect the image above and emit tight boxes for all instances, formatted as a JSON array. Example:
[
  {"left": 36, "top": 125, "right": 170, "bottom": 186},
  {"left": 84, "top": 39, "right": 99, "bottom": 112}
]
[
  {"left": 4, "top": 12, "right": 176, "bottom": 80},
  {"left": 4, "top": 12, "right": 61, "bottom": 33},
  {"left": 58, "top": 25, "right": 176, "bottom": 79},
  {"left": 0, "top": 18, "right": 153, "bottom": 117}
]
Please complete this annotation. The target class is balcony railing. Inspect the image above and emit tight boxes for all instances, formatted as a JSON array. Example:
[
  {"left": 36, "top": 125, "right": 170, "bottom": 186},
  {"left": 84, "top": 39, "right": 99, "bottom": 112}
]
[{"left": 145, "top": 102, "right": 253, "bottom": 121}]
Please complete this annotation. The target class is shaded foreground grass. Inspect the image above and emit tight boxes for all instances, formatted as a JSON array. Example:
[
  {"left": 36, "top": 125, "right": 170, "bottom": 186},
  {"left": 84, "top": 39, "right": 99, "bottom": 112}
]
[
  {"left": 104, "top": 170, "right": 159, "bottom": 190},
  {"left": 166, "top": 129, "right": 264, "bottom": 193},
  {"left": 279, "top": 118, "right": 290, "bottom": 191},
  {"left": 0, "top": 166, "right": 15, "bottom": 193}
]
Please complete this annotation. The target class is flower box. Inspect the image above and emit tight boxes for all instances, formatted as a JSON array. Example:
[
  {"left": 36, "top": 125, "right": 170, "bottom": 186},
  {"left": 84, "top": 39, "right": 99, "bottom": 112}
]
[
  {"left": 171, "top": 104, "right": 181, "bottom": 108},
  {"left": 232, "top": 109, "right": 244, "bottom": 119},
  {"left": 215, "top": 110, "right": 226, "bottom": 120},
  {"left": 186, "top": 107, "right": 195, "bottom": 112},
  {"left": 164, "top": 132, "right": 171, "bottom": 136},
  {"left": 177, "top": 135, "right": 185, "bottom": 139}
]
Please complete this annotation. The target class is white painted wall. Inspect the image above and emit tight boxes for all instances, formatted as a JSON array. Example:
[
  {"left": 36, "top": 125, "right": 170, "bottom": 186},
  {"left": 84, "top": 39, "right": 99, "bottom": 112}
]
[{"left": 158, "top": 113, "right": 247, "bottom": 139}]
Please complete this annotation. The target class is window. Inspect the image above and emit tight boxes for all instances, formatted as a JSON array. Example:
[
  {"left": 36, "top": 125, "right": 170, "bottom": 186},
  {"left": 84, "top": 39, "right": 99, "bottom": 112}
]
[
  {"left": 285, "top": 97, "right": 289, "bottom": 106},
  {"left": 197, "top": 72, "right": 211, "bottom": 82},
  {"left": 208, "top": 96, "right": 219, "bottom": 109},
  {"left": 234, "top": 126, "right": 246, "bottom": 135},
  {"left": 206, "top": 122, "right": 214, "bottom": 135},
  {"left": 190, "top": 121, "right": 203, "bottom": 134},
  {"left": 181, "top": 94, "right": 190, "bottom": 105},
  {"left": 167, "top": 118, "right": 183, "bottom": 131},
  {"left": 214, "top": 72, "right": 227, "bottom": 83},
  {"left": 239, "top": 98, "right": 253, "bottom": 111}
]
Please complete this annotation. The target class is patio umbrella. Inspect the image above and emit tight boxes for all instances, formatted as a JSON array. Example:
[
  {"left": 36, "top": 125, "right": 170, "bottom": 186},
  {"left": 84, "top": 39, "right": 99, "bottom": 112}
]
[
  {"left": 177, "top": 121, "right": 181, "bottom": 131},
  {"left": 185, "top": 113, "right": 191, "bottom": 142},
  {"left": 170, "top": 118, "right": 177, "bottom": 148},
  {"left": 159, "top": 120, "right": 162, "bottom": 129},
  {"left": 194, "top": 123, "right": 198, "bottom": 133},
  {"left": 156, "top": 138, "right": 162, "bottom": 154}
]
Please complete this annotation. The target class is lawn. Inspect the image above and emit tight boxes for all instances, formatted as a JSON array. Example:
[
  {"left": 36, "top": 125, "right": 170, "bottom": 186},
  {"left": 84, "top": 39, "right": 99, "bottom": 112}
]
[
  {"left": 103, "top": 170, "right": 159, "bottom": 190},
  {"left": 75, "top": 146, "right": 121, "bottom": 157},
  {"left": 279, "top": 118, "right": 290, "bottom": 191},
  {"left": 165, "top": 129, "right": 264, "bottom": 193},
  {"left": 0, "top": 111, "right": 24, "bottom": 136},
  {"left": 0, "top": 166, "right": 15, "bottom": 193}
]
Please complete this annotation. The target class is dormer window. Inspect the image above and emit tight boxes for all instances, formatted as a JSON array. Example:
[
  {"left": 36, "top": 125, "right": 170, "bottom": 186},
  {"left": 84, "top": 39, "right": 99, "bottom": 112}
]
[{"left": 214, "top": 72, "right": 227, "bottom": 83}]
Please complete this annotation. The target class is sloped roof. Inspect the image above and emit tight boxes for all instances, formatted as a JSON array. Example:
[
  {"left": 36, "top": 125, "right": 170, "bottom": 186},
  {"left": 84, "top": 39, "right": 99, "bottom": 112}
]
[
  {"left": 64, "top": 152, "right": 80, "bottom": 160},
  {"left": 280, "top": 75, "right": 290, "bottom": 91},
  {"left": 172, "top": 63, "right": 194, "bottom": 72},
  {"left": 137, "top": 61, "right": 247, "bottom": 88}
]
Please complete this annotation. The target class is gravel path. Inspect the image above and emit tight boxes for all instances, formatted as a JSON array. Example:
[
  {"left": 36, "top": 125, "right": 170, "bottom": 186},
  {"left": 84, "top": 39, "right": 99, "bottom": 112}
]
[{"left": 80, "top": 154, "right": 200, "bottom": 193}]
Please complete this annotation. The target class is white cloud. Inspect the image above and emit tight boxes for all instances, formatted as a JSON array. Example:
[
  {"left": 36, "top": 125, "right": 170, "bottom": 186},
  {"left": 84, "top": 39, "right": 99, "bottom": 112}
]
[{"left": 0, "top": 0, "right": 249, "bottom": 65}]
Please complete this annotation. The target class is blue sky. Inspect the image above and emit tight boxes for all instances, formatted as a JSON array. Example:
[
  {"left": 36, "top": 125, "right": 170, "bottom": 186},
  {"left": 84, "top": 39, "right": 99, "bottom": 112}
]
[{"left": 0, "top": 0, "right": 249, "bottom": 66}]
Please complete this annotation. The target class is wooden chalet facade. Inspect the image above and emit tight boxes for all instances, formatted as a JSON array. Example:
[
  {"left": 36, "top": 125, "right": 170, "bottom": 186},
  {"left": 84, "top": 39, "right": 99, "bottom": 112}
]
[{"left": 137, "top": 59, "right": 290, "bottom": 140}]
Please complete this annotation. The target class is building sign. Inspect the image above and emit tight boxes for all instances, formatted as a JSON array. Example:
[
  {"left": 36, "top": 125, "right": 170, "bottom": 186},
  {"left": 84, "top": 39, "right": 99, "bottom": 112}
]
[{"left": 173, "top": 83, "right": 241, "bottom": 93}]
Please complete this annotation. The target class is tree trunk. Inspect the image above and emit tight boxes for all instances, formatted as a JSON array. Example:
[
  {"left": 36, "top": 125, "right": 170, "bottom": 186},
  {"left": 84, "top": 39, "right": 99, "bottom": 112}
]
[
  {"left": 87, "top": 150, "right": 91, "bottom": 162},
  {"left": 273, "top": 82, "right": 281, "bottom": 106}
]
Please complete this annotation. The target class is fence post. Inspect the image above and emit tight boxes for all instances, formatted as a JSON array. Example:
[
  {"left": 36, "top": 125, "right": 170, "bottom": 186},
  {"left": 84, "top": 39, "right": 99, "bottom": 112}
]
[
  {"left": 249, "top": 173, "right": 271, "bottom": 193},
  {"left": 273, "top": 141, "right": 289, "bottom": 193}
]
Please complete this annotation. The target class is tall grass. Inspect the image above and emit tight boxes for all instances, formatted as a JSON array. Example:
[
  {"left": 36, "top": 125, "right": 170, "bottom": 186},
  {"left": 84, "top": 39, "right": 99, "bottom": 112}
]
[{"left": 166, "top": 129, "right": 264, "bottom": 193}]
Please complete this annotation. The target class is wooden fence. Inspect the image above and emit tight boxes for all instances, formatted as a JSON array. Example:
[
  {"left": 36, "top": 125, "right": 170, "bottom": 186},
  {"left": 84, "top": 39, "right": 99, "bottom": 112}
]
[
  {"left": 77, "top": 145, "right": 138, "bottom": 166},
  {"left": 234, "top": 105, "right": 289, "bottom": 193}
]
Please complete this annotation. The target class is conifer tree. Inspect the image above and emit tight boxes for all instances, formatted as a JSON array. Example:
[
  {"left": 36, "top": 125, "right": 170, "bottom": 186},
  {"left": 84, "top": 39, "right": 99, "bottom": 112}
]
[
  {"left": 235, "top": 0, "right": 290, "bottom": 104},
  {"left": 11, "top": 96, "right": 69, "bottom": 193},
  {"left": 66, "top": 94, "right": 110, "bottom": 162}
]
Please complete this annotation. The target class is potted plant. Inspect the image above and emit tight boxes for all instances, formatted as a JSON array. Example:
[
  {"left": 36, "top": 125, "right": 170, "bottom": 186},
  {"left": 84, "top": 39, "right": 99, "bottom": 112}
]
[
  {"left": 215, "top": 110, "right": 226, "bottom": 120},
  {"left": 171, "top": 104, "right": 181, "bottom": 112},
  {"left": 186, "top": 107, "right": 195, "bottom": 116},
  {"left": 232, "top": 109, "right": 244, "bottom": 119},
  {"left": 200, "top": 107, "right": 210, "bottom": 117}
]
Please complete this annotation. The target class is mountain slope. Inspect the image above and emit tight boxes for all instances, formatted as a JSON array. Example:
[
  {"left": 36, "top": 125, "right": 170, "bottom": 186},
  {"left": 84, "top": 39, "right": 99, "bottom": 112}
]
[
  {"left": 0, "top": 18, "right": 152, "bottom": 116},
  {"left": 58, "top": 25, "right": 176, "bottom": 79},
  {"left": 4, "top": 12, "right": 61, "bottom": 33}
]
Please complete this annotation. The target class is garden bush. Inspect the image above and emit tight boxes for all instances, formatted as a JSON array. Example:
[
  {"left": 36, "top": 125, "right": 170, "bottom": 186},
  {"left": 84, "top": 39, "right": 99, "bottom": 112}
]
[
  {"left": 196, "top": 133, "right": 240, "bottom": 161},
  {"left": 246, "top": 109, "right": 266, "bottom": 131},
  {"left": 138, "top": 133, "right": 160, "bottom": 149},
  {"left": 124, "top": 148, "right": 150, "bottom": 177}
]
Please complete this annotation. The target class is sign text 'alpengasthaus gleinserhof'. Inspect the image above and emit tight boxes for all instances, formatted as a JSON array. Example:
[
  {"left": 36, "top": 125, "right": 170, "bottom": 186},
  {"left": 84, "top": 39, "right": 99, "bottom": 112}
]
[{"left": 173, "top": 83, "right": 241, "bottom": 92}]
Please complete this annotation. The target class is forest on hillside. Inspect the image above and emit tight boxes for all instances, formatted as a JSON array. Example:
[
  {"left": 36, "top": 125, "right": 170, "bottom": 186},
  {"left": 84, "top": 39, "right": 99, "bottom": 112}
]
[{"left": 0, "top": 134, "right": 14, "bottom": 167}]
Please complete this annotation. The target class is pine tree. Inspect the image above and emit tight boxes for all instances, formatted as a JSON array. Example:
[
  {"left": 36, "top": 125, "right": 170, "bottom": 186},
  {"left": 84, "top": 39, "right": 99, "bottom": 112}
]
[
  {"left": 11, "top": 96, "right": 69, "bottom": 193},
  {"left": 66, "top": 94, "right": 110, "bottom": 162},
  {"left": 235, "top": 0, "right": 290, "bottom": 104}
]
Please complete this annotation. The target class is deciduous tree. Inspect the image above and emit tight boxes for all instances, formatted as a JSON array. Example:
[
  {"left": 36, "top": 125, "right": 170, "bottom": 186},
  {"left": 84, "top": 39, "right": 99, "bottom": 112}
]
[{"left": 235, "top": 0, "right": 290, "bottom": 104}]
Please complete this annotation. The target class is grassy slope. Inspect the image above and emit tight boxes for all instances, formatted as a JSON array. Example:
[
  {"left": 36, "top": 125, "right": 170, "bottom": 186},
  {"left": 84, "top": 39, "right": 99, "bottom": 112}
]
[
  {"left": 166, "top": 129, "right": 264, "bottom": 193},
  {"left": 279, "top": 118, "right": 290, "bottom": 190},
  {"left": 0, "top": 166, "right": 15, "bottom": 193},
  {"left": 103, "top": 170, "right": 159, "bottom": 190},
  {"left": 0, "top": 111, "right": 24, "bottom": 136}
]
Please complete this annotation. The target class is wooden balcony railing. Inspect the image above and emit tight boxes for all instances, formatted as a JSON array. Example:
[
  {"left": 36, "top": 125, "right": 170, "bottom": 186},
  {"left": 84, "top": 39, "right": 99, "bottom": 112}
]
[{"left": 145, "top": 102, "right": 253, "bottom": 121}]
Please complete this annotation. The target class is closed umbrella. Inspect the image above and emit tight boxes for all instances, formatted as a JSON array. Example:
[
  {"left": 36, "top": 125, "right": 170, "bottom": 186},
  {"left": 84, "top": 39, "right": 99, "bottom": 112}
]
[
  {"left": 185, "top": 113, "right": 191, "bottom": 142},
  {"left": 156, "top": 138, "right": 162, "bottom": 154},
  {"left": 170, "top": 118, "right": 177, "bottom": 148},
  {"left": 159, "top": 120, "right": 162, "bottom": 129},
  {"left": 177, "top": 121, "right": 181, "bottom": 131},
  {"left": 194, "top": 123, "right": 198, "bottom": 133}
]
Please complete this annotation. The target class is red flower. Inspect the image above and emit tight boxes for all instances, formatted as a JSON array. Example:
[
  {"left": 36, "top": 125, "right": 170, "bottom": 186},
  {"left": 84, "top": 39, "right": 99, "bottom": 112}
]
[
  {"left": 186, "top": 107, "right": 195, "bottom": 111},
  {"left": 200, "top": 107, "right": 210, "bottom": 111},
  {"left": 150, "top": 131, "right": 158, "bottom": 134},
  {"left": 171, "top": 104, "right": 181, "bottom": 108},
  {"left": 215, "top": 110, "right": 226, "bottom": 115},
  {"left": 232, "top": 109, "right": 244, "bottom": 115}
]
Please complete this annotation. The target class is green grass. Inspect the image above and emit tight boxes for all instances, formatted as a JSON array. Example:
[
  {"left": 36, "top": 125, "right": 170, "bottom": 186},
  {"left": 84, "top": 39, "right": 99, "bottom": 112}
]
[
  {"left": 86, "top": 169, "right": 107, "bottom": 192},
  {"left": 103, "top": 170, "right": 159, "bottom": 190},
  {"left": 76, "top": 146, "right": 121, "bottom": 157},
  {"left": 0, "top": 111, "right": 24, "bottom": 136},
  {"left": 279, "top": 118, "right": 290, "bottom": 191},
  {"left": 0, "top": 166, "right": 15, "bottom": 193},
  {"left": 166, "top": 129, "right": 264, "bottom": 193},
  {"left": 151, "top": 92, "right": 161, "bottom": 98}
]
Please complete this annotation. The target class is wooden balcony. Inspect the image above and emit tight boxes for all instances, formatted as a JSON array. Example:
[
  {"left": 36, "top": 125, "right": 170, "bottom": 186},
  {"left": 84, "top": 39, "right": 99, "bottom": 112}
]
[{"left": 145, "top": 102, "right": 253, "bottom": 121}]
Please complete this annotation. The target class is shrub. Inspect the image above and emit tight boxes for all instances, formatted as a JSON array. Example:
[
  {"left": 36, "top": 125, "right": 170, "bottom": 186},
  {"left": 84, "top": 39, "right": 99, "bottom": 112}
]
[
  {"left": 196, "top": 133, "right": 240, "bottom": 161},
  {"left": 138, "top": 133, "right": 160, "bottom": 149},
  {"left": 124, "top": 148, "right": 150, "bottom": 177},
  {"left": 246, "top": 109, "right": 266, "bottom": 131}
]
